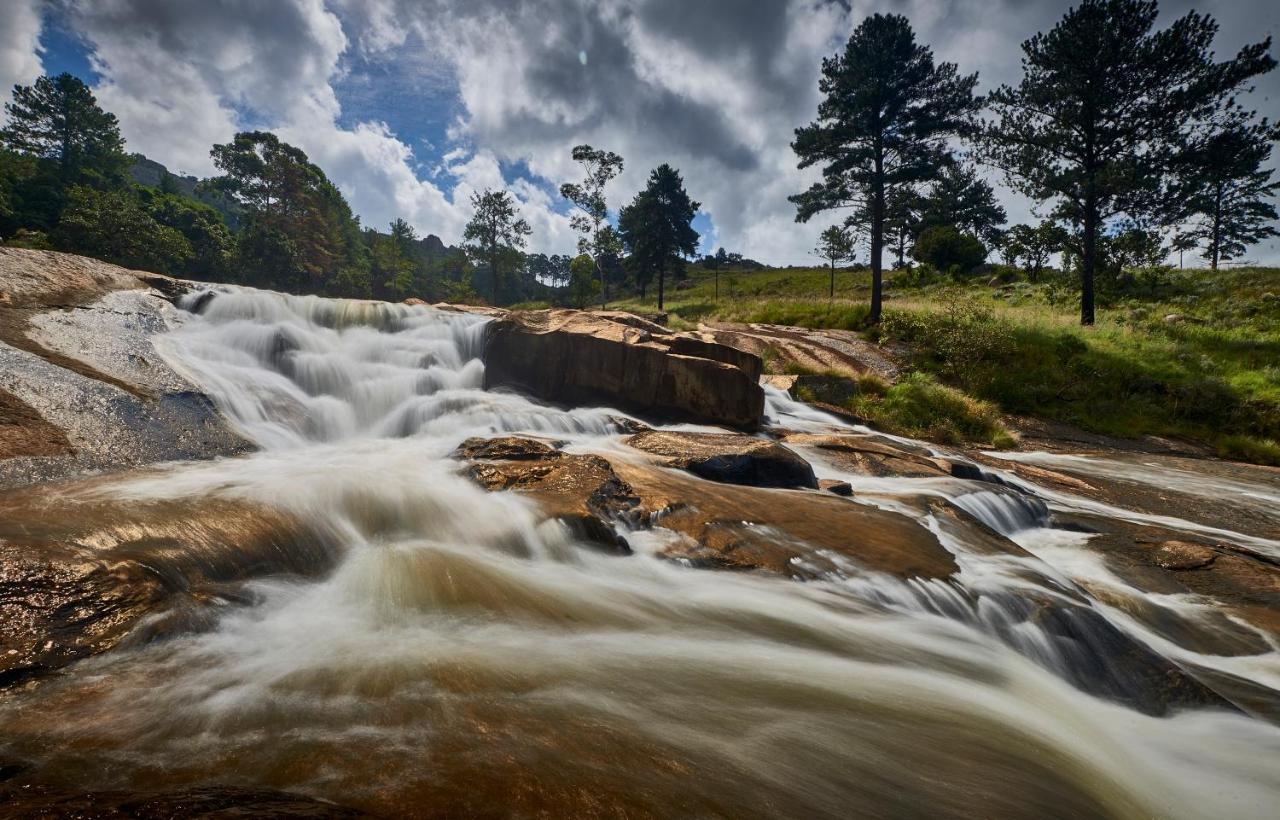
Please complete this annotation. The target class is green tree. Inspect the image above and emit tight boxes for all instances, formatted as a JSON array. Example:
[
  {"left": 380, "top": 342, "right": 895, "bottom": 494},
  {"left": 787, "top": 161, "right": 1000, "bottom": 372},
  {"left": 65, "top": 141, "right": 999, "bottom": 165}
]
[
  {"left": 559, "top": 144, "right": 624, "bottom": 307},
  {"left": 618, "top": 164, "right": 700, "bottom": 311},
  {"left": 884, "top": 186, "right": 925, "bottom": 269},
  {"left": 0, "top": 73, "right": 128, "bottom": 189},
  {"left": 54, "top": 186, "right": 192, "bottom": 273},
  {"left": 911, "top": 225, "right": 986, "bottom": 275},
  {"left": 140, "top": 189, "right": 233, "bottom": 280},
  {"left": 918, "top": 164, "right": 1006, "bottom": 247},
  {"left": 566, "top": 254, "right": 600, "bottom": 309},
  {"left": 984, "top": 0, "right": 1276, "bottom": 323},
  {"left": 1004, "top": 222, "right": 1068, "bottom": 281},
  {"left": 208, "top": 131, "right": 363, "bottom": 292},
  {"left": 790, "top": 14, "right": 979, "bottom": 323},
  {"left": 370, "top": 218, "right": 418, "bottom": 298},
  {"left": 1171, "top": 114, "right": 1280, "bottom": 270},
  {"left": 463, "top": 188, "right": 531, "bottom": 306},
  {"left": 814, "top": 224, "right": 857, "bottom": 298}
]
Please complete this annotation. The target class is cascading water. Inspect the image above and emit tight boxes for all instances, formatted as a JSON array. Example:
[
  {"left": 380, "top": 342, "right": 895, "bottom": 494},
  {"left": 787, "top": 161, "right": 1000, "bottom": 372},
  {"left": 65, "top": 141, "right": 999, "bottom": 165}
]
[{"left": 2, "top": 287, "right": 1279, "bottom": 819}]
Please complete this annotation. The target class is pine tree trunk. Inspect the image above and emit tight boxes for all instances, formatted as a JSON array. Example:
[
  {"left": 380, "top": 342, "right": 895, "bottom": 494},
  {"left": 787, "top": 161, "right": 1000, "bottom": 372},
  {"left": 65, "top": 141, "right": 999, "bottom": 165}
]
[
  {"left": 869, "top": 182, "right": 885, "bottom": 324},
  {"left": 1211, "top": 193, "right": 1222, "bottom": 271},
  {"left": 1081, "top": 198, "right": 1097, "bottom": 326},
  {"left": 491, "top": 249, "right": 499, "bottom": 306}
]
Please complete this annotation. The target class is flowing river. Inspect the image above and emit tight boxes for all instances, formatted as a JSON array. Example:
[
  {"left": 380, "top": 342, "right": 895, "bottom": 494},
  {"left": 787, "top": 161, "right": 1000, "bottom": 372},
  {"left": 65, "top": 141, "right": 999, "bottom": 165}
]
[{"left": 1, "top": 289, "right": 1278, "bottom": 818}]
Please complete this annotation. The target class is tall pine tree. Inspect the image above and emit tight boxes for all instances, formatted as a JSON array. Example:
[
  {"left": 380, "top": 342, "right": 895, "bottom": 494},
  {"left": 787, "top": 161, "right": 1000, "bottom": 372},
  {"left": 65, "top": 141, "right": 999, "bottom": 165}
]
[
  {"left": 790, "top": 14, "right": 978, "bottom": 323},
  {"left": 618, "top": 164, "right": 700, "bottom": 311},
  {"left": 984, "top": 0, "right": 1275, "bottom": 324},
  {"left": 1171, "top": 114, "right": 1280, "bottom": 270}
]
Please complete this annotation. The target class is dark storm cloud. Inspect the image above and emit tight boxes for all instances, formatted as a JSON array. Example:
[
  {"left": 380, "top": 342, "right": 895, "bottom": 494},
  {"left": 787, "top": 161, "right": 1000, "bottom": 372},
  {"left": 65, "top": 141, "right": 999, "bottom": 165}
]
[{"left": 27, "top": 0, "right": 1280, "bottom": 262}]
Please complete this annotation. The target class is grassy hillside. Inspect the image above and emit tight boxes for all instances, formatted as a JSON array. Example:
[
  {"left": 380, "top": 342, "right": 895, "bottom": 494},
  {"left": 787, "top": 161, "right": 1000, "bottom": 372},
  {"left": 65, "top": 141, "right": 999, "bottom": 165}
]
[{"left": 611, "top": 264, "right": 1280, "bottom": 464}]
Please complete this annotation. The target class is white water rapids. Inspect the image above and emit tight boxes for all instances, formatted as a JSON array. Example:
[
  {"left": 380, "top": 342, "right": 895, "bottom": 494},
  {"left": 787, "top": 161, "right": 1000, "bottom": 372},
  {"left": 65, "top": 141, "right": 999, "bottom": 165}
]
[{"left": 2, "top": 288, "right": 1279, "bottom": 818}]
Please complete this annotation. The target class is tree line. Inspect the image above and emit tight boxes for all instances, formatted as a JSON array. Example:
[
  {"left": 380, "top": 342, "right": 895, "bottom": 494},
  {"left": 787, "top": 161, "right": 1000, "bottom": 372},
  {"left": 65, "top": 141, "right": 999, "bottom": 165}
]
[
  {"left": 2, "top": 0, "right": 1276, "bottom": 324},
  {"left": 794, "top": 0, "right": 1278, "bottom": 325},
  {"left": 0, "top": 74, "right": 705, "bottom": 311}
]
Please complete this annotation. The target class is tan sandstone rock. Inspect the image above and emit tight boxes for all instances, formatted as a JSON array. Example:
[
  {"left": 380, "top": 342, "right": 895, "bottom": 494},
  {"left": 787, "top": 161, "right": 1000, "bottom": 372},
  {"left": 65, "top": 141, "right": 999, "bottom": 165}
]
[{"left": 483, "top": 309, "right": 764, "bottom": 429}]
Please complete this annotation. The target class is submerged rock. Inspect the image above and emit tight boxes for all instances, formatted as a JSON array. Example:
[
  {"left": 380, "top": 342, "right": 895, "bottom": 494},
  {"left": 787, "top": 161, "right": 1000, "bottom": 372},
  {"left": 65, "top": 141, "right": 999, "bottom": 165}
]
[
  {"left": 483, "top": 309, "right": 764, "bottom": 429},
  {"left": 625, "top": 429, "right": 817, "bottom": 489}
]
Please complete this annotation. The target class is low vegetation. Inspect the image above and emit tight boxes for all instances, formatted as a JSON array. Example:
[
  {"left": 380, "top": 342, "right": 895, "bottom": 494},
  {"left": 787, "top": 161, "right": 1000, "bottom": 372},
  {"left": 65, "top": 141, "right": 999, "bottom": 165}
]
[{"left": 618, "top": 263, "right": 1280, "bottom": 464}]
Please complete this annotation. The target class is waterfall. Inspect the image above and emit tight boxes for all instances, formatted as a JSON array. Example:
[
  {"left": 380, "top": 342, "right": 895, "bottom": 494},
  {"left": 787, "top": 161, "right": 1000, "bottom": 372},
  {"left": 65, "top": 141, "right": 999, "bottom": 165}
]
[{"left": 1, "top": 287, "right": 1278, "bottom": 819}]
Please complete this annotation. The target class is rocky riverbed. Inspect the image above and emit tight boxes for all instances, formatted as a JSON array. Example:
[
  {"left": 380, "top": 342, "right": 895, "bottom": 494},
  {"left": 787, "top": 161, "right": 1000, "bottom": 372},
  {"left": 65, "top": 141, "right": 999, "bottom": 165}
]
[{"left": 1, "top": 248, "right": 1278, "bottom": 818}]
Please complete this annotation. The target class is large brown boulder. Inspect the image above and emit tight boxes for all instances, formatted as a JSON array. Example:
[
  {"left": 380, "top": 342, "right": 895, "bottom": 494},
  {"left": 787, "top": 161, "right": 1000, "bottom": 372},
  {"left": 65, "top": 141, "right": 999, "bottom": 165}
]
[
  {"left": 482, "top": 309, "right": 764, "bottom": 429},
  {"left": 613, "top": 460, "right": 959, "bottom": 579},
  {"left": 625, "top": 429, "right": 817, "bottom": 489}
]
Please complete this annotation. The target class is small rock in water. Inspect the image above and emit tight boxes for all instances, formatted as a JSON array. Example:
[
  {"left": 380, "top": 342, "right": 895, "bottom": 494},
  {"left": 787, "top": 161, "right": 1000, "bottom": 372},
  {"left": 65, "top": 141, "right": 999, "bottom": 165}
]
[
  {"left": 1151, "top": 540, "right": 1218, "bottom": 571},
  {"left": 819, "top": 479, "right": 853, "bottom": 496}
]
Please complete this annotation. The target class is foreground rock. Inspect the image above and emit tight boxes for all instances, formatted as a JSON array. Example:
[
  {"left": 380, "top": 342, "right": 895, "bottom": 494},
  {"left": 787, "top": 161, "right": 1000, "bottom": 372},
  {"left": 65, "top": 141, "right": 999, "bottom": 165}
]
[
  {"left": 0, "top": 248, "right": 249, "bottom": 488},
  {"left": 456, "top": 436, "right": 639, "bottom": 552},
  {"left": 0, "top": 779, "right": 365, "bottom": 818},
  {"left": 453, "top": 436, "right": 957, "bottom": 579},
  {"left": 625, "top": 429, "right": 817, "bottom": 489},
  {"left": 483, "top": 309, "right": 764, "bottom": 429},
  {"left": 0, "top": 475, "right": 340, "bottom": 689}
]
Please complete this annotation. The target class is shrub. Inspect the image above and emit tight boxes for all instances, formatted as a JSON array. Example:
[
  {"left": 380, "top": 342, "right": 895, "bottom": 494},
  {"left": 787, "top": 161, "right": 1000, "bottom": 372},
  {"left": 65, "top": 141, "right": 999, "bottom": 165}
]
[
  {"left": 849, "top": 372, "right": 1015, "bottom": 448},
  {"left": 912, "top": 225, "right": 987, "bottom": 276}
]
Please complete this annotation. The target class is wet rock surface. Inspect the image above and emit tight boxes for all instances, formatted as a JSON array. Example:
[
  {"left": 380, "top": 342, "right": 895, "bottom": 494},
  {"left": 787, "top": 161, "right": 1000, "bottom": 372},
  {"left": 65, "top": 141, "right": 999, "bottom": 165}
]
[
  {"left": 0, "top": 477, "right": 340, "bottom": 689},
  {"left": 456, "top": 437, "right": 639, "bottom": 552},
  {"left": 454, "top": 436, "right": 958, "bottom": 578},
  {"left": 0, "top": 779, "right": 366, "bottom": 819},
  {"left": 483, "top": 309, "right": 764, "bottom": 429},
  {"left": 782, "top": 432, "right": 953, "bottom": 478},
  {"left": 624, "top": 429, "right": 817, "bottom": 489},
  {"left": 0, "top": 249, "right": 249, "bottom": 488}
]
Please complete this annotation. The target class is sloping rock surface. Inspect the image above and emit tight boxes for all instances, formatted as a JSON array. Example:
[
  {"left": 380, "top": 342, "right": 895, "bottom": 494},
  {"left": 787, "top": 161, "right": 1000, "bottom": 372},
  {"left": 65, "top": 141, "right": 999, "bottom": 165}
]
[
  {"left": 625, "top": 429, "right": 817, "bottom": 489},
  {"left": 0, "top": 248, "right": 249, "bottom": 488},
  {"left": 483, "top": 309, "right": 764, "bottom": 429},
  {"left": 0, "top": 475, "right": 340, "bottom": 688}
]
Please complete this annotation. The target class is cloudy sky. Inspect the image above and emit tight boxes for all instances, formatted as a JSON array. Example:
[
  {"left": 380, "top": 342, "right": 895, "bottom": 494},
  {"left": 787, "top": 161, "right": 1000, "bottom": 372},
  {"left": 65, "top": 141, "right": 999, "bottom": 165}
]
[{"left": 2, "top": 0, "right": 1278, "bottom": 265}]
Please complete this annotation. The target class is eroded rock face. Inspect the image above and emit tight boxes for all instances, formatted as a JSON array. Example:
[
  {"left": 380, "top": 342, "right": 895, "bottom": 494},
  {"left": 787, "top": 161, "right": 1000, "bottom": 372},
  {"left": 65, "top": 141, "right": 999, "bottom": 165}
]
[
  {"left": 0, "top": 477, "right": 340, "bottom": 689},
  {"left": 625, "top": 429, "right": 817, "bottom": 489},
  {"left": 483, "top": 309, "right": 764, "bottom": 429}
]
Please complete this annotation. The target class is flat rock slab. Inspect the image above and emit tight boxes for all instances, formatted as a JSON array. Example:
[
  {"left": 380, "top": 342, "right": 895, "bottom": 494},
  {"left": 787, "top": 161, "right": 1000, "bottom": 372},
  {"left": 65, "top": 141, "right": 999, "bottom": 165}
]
[
  {"left": 0, "top": 474, "right": 340, "bottom": 689},
  {"left": 783, "top": 432, "right": 953, "bottom": 478},
  {"left": 0, "top": 251, "right": 249, "bottom": 488},
  {"left": 625, "top": 429, "right": 817, "bottom": 489}
]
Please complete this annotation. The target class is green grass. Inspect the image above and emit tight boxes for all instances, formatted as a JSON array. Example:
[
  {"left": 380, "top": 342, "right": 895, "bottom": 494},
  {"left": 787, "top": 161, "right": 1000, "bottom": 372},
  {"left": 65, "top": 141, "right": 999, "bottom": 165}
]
[{"left": 611, "top": 263, "right": 1280, "bottom": 464}]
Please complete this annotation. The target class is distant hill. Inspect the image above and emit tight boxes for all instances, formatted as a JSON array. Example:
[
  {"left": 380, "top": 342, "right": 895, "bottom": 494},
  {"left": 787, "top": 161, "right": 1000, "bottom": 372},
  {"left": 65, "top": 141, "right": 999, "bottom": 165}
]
[{"left": 127, "top": 154, "right": 242, "bottom": 230}]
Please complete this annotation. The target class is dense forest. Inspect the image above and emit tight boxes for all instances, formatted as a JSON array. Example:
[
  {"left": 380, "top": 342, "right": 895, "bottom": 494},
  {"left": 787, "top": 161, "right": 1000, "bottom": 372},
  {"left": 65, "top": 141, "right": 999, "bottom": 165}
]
[{"left": 0, "top": 0, "right": 1277, "bottom": 326}]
